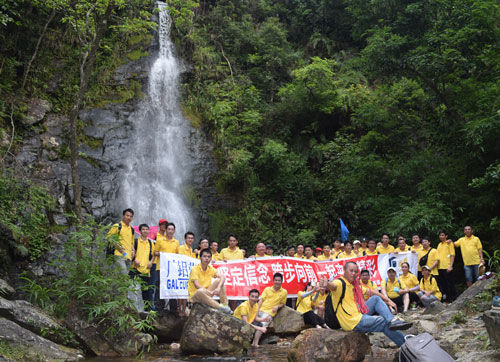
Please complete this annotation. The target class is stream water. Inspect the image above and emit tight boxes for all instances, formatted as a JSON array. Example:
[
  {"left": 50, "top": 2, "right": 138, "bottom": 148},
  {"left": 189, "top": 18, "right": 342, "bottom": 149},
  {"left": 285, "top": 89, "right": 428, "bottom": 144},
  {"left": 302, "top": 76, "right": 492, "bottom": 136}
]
[{"left": 119, "top": 1, "right": 196, "bottom": 236}]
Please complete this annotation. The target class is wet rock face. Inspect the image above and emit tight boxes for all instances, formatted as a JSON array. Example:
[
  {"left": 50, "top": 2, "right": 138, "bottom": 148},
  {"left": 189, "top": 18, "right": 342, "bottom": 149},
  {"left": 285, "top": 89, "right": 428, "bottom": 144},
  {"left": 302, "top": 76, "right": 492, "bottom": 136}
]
[
  {"left": 153, "top": 311, "right": 187, "bottom": 342},
  {"left": 268, "top": 306, "right": 305, "bottom": 334},
  {"left": 288, "top": 328, "right": 370, "bottom": 362},
  {"left": 0, "top": 317, "right": 83, "bottom": 361},
  {"left": 179, "top": 303, "right": 254, "bottom": 354}
]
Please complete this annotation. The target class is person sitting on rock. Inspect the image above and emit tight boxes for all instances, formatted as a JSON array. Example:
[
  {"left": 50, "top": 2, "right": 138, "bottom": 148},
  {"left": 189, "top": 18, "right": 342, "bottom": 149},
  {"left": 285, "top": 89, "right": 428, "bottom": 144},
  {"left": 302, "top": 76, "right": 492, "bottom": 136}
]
[
  {"left": 252, "top": 273, "right": 288, "bottom": 347},
  {"left": 319, "top": 261, "right": 412, "bottom": 347},
  {"left": 418, "top": 265, "right": 442, "bottom": 308},
  {"left": 187, "top": 248, "right": 231, "bottom": 314},
  {"left": 297, "top": 282, "right": 328, "bottom": 328},
  {"left": 399, "top": 262, "right": 420, "bottom": 308},
  {"left": 234, "top": 289, "right": 268, "bottom": 334},
  {"left": 381, "top": 267, "right": 411, "bottom": 313},
  {"left": 312, "top": 285, "right": 328, "bottom": 319}
]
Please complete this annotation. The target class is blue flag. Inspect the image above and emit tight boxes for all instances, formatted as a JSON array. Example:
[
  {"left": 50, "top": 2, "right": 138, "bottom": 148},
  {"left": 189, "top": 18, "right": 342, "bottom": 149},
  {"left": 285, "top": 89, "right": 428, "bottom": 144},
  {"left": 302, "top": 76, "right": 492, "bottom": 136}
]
[{"left": 340, "top": 219, "right": 349, "bottom": 242}]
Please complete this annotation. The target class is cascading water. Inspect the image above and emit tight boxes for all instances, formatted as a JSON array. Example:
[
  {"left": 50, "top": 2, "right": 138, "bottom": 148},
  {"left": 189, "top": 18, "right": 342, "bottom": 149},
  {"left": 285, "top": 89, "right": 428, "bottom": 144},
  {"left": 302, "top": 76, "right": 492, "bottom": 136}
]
[{"left": 120, "top": 2, "right": 196, "bottom": 237}]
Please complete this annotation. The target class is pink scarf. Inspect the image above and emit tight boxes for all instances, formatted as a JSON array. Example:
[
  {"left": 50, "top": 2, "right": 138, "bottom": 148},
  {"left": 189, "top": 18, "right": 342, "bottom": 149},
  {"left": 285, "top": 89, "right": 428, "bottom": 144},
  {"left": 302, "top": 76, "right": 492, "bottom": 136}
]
[{"left": 352, "top": 276, "right": 369, "bottom": 314}]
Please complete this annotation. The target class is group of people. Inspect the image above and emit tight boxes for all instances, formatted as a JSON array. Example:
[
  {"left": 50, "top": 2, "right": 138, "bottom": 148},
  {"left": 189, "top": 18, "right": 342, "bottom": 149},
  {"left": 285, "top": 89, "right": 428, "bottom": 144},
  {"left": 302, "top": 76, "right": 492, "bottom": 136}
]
[{"left": 107, "top": 208, "right": 485, "bottom": 347}]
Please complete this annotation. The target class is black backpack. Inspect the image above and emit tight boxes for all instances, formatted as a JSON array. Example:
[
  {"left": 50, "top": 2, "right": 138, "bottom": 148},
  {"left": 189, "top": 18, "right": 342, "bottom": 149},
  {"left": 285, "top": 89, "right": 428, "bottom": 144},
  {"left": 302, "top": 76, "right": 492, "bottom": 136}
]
[
  {"left": 131, "top": 238, "right": 154, "bottom": 262},
  {"left": 419, "top": 248, "right": 432, "bottom": 267},
  {"left": 324, "top": 278, "right": 347, "bottom": 329},
  {"left": 106, "top": 223, "right": 134, "bottom": 256}
]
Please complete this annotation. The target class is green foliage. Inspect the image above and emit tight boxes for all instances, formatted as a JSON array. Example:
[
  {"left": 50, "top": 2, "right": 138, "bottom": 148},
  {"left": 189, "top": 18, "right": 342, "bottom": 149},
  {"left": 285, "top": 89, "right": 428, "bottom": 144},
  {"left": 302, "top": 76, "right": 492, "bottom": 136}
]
[
  {"left": 483, "top": 249, "right": 500, "bottom": 273},
  {"left": 0, "top": 341, "right": 45, "bottom": 362},
  {"left": 0, "top": 170, "right": 54, "bottom": 260},
  {"left": 449, "top": 311, "right": 467, "bottom": 325}
]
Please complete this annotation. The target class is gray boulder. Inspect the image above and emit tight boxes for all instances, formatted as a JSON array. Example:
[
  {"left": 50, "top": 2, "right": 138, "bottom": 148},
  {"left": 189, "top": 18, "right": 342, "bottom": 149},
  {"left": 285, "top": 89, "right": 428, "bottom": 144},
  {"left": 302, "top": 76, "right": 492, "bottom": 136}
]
[
  {"left": 423, "top": 300, "right": 446, "bottom": 315},
  {"left": 447, "top": 278, "right": 495, "bottom": 313},
  {"left": 482, "top": 309, "right": 500, "bottom": 347},
  {"left": 153, "top": 311, "right": 187, "bottom": 342},
  {"left": 180, "top": 303, "right": 253, "bottom": 354},
  {"left": 0, "top": 318, "right": 83, "bottom": 361},
  {"left": 0, "top": 279, "right": 15, "bottom": 299},
  {"left": 288, "top": 328, "right": 370, "bottom": 362},
  {"left": 0, "top": 297, "right": 75, "bottom": 346},
  {"left": 268, "top": 306, "right": 305, "bottom": 334},
  {"left": 24, "top": 98, "right": 51, "bottom": 126}
]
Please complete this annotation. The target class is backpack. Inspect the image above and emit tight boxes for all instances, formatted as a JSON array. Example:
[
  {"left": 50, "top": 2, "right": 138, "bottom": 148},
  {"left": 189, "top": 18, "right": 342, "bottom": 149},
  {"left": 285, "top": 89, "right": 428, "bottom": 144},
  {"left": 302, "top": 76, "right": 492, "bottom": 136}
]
[
  {"left": 324, "top": 278, "right": 347, "bottom": 329},
  {"left": 131, "top": 238, "right": 154, "bottom": 262},
  {"left": 419, "top": 248, "right": 432, "bottom": 267},
  {"left": 400, "top": 333, "right": 454, "bottom": 362},
  {"left": 106, "top": 223, "right": 134, "bottom": 256}
]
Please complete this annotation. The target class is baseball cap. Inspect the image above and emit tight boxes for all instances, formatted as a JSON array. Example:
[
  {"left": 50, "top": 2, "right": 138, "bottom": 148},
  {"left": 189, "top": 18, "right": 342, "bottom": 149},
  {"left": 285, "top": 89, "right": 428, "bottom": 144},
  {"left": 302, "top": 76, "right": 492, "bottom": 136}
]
[
  {"left": 387, "top": 267, "right": 397, "bottom": 273},
  {"left": 421, "top": 265, "right": 431, "bottom": 271},
  {"left": 158, "top": 218, "right": 168, "bottom": 225},
  {"left": 314, "top": 247, "right": 323, "bottom": 252},
  {"left": 353, "top": 240, "right": 361, "bottom": 245}
]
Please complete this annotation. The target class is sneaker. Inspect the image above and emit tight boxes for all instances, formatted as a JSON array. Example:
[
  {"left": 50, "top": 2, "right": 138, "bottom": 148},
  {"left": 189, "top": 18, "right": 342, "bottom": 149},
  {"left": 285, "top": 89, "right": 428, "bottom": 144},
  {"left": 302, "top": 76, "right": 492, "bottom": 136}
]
[
  {"left": 218, "top": 304, "right": 232, "bottom": 314},
  {"left": 389, "top": 319, "right": 413, "bottom": 331}
]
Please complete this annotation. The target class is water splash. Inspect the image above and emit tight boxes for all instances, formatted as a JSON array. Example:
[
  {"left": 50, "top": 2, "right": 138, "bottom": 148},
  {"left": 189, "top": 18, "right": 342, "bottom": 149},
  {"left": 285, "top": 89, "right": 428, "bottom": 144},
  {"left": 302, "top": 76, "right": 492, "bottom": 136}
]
[{"left": 120, "top": 2, "right": 195, "bottom": 238}]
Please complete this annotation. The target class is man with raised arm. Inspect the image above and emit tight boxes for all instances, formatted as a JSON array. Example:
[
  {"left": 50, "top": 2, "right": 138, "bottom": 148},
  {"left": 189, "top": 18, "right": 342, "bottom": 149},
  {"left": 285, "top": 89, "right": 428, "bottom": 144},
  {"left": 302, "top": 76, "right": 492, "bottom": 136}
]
[
  {"left": 188, "top": 249, "right": 231, "bottom": 313},
  {"left": 252, "top": 273, "right": 288, "bottom": 347},
  {"left": 319, "top": 262, "right": 412, "bottom": 347}
]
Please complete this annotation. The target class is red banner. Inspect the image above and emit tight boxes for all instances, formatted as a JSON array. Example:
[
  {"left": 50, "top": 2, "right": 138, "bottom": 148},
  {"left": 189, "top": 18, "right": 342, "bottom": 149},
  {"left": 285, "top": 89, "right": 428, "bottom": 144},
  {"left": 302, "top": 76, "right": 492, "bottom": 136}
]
[{"left": 212, "top": 255, "right": 381, "bottom": 299}]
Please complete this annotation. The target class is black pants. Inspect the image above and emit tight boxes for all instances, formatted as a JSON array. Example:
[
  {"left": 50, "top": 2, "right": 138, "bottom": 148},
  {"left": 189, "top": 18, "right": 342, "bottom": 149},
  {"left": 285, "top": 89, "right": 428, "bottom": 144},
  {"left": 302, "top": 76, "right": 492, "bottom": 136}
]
[
  {"left": 417, "top": 271, "right": 422, "bottom": 281},
  {"left": 438, "top": 269, "right": 457, "bottom": 302},
  {"left": 303, "top": 310, "right": 325, "bottom": 327},
  {"left": 390, "top": 295, "right": 405, "bottom": 311},
  {"left": 408, "top": 291, "right": 420, "bottom": 304}
]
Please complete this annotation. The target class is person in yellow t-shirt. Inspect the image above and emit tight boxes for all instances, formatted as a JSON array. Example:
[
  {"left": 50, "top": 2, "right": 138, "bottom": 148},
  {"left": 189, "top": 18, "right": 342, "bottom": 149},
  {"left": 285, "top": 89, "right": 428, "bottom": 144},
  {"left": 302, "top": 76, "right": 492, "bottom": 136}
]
[
  {"left": 254, "top": 242, "right": 267, "bottom": 258},
  {"left": 219, "top": 234, "right": 244, "bottom": 261},
  {"left": 265, "top": 244, "right": 274, "bottom": 256},
  {"left": 107, "top": 208, "right": 135, "bottom": 266},
  {"left": 363, "top": 239, "right": 379, "bottom": 256},
  {"left": 352, "top": 240, "right": 361, "bottom": 256},
  {"left": 314, "top": 247, "right": 323, "bottom": 259},
  {"left": 320, "top": 262, "right": 412, "bottom": 347},
  {"left": 303, "top": 245, "right": 318, "bottom": 260},
  {"left": 420, "top": 237, "right": 439, "bottom": 276},
  {"left": 394, "top": 236, "right": 411, "bottom": 253},
  {"left": 234, "top": 289, "right": 268, "bottom": 334},
  {"left": 317, "top": 243, "right": 333, "bottom": 260},
  {"left": 418, "top": 265, "right": 442, "bottom": 308},
  {"left": 337, "top": 241, "right": 356, "bottom": 259},
  {"left": 381, "top": 267, "right": 411, "bottom": 313},
  {"left": 360, "top": 269, "right": 396, "bottom": 308},
  {"left": 188, "top": 249, "right": 230, "bottom": 314},
  {"left": 294, "top": 244, "right": 305, "bottom": 259},
  {"left": 399, "top": 262, "right": 420, "bottom": 307},
  {"left": 210, "top": 241, "right": 220, "bottom": 261},
  {"left": 150, "top": 218, "right": 168, "bottom": 310},
  {"left": 359, "top": 238, "right": 368, "bottom": 254},
  {"left": 312, "top": 286, "right": 328, "bottom": 318},
  {"left": 331, "top": 239, "right": 342, "bottom": 258},
  {"left": 252, "top": 273, "right": 288, "bottom": 347},
  {"left": 436, "top": 231, "right": 457, "bottom": 302},
  {"left": 130, "top": 224, "right": 155, "bottom": 310},
  {"left": 195, "top": 238, "right": 209, "bottom": 259},
  {"left": 296, "top": 283, "right": 327, "bottom": 328},
  {"left": 409, "top": 234, "right": 424, "bottom": 279},
  {"left": 450, "top": 225, "right": 484, "bottom": 287},
  {"left": 178, "top": 231, "right": 197, "bottom": 259},
  {"left": 286, "top": 245, "right": 296, "bottom": 257},
  {"left": 376, "top": 234, "right": 395, "bottom": 254}
]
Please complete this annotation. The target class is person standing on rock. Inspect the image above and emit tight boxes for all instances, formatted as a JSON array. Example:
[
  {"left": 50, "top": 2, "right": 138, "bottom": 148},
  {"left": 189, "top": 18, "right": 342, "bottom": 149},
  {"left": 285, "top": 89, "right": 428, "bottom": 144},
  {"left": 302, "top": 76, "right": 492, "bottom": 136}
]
[
  {"left": 420, "top": 237, "right": 439, "bottom": 278},
  {"left": 436, "top": 231, "right": 457, "bottom": 302},
  {"left": 319, "top": 261, "right": 412, "bottom": 347},
  {"left": 252, "top": 273, "right": 288, "bottom": 347},
  {"left": 410, "top": 234, "right": 424, "bottom": 280},
  {"left": 154, "top": 221, "right": 179, "bottom": 311},
  {"left": 187, "top": 248, "right": 231, "bottom": 313},
  {"left": 107, "top": 208, "right": 135, "bottom": 272},
  {"left": 234, "top": 289, "right": 268, "bottom": 334},
  {"left": 130, "top": 224, "right": 155, "bottom": 311},
  {"left": 449, "top": 226, "right": 485, "bottom": 287},
  {"left": 178, "top": 231, "right": 197, "bottom": 316}
]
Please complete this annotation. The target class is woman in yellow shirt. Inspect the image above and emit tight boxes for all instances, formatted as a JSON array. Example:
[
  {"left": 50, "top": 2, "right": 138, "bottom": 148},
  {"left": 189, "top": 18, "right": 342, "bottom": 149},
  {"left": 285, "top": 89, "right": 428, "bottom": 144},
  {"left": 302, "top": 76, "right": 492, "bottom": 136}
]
[
  {"left": 399, "top": 262, "right": 420, "bottom": 307},
  {"left": 296, "top": 283, "right": 327, "bottom": 328},
  {"left": 418, "top": 266, "right": 442, "bottom": 308}
]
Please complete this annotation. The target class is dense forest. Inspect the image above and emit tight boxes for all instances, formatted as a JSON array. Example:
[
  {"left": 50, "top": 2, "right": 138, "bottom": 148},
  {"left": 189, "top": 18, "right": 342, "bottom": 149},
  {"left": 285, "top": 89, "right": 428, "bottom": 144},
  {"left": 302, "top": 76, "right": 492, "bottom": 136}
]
[{"left": 1, "top": 0, "right": 499, "bottom": 257}]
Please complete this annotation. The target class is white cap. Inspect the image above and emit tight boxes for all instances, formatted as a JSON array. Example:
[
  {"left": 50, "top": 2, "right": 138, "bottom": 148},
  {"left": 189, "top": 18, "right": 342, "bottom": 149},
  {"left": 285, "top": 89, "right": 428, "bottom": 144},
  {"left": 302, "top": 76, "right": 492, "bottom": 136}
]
[
  {"left": 387, "top": 267, "right": 397, "bottom": 273},
  {"left": 353, "top": 240, "right": 361, "bottom": 245}
]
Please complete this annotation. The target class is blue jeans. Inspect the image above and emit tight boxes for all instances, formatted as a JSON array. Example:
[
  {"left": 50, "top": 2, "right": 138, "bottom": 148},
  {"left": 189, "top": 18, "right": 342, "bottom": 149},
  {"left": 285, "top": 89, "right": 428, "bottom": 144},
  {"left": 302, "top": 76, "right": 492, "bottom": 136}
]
[
  {"left": 464, "top": 264, "right": 479, "bottom": 283},
  {"left": 353, "top": 296, "right": 405, "bottom": 347}
]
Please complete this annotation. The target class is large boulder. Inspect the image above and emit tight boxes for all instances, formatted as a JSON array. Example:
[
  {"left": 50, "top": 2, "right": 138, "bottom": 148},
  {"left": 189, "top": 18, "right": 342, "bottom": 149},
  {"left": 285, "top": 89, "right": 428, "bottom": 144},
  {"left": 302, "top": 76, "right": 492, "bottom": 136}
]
[
  {"left": 0, "top": 318, "right": 83, "bottom": 361},
  {"left": 483, "top": 309, "right": 500, "bottom": 347},
  {"left": 0, "top": 279, "right": 15, "bottom": 299},
  {"left": 179, "top": 303, "right": 253, "bottom": 354},
  {"left": 447, "top": 278, "right": 495, "bottom": 313},
  {"left": 422, "top": 300, "right": 446, "bottom": 315},
  {"left": 269, "top": 306, "right": 305, "bottom": 334},
  {"left": 288, "top": 328, "right": 370, "bottom": 362},
  {"left": 64, "top": 302, "right": 151, "bottom": 357},
  {"left": 153, "top": 311, "right": 187, "bottom": 342},
  {"left": 0, "top": 297, "right": 75, "bottom": 346}
]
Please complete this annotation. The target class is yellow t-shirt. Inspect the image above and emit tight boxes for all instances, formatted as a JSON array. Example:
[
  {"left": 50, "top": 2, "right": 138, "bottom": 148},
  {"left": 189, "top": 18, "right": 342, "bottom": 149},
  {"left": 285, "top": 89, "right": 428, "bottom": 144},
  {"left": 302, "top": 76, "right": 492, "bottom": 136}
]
[
  {"left": 359, "top": 247, "right": 368, "bottom": 254},
  {"left": 219, "top": 247, "right": 243, "bottom": 260},
  {"left": 331, "top": 249, "right": 342, "bottom": 258},
  {"left": 260, "top": 287, "right": 287, "bottom": 317},
  {"left": 421, "top": 248, "right": 439, "bottom": 276},
  {"left": 400, "top": 273, "right": 419, "bottom": 290},
  {"left": 303, "top": 255, "right": 318, "bottom": 260},
  {"left": 382, "top": 278, "right": 407, "bottom": 299},
  {"left": 211, "top": 251, "right": 220, "bottom": 261},
  {"left": 153, "top": 232, "right": 169, "bottom": 265},
  {"left": 188, "top": 264, "right": 217, "bottom": 299},
  {"left": 376, "top": 244, "right": 395, "bottom": 254},
  {"left": 436, "top": 241, "right": 455, "bottom": 270},
  {"left": 296, "top": 291, "right": 314, "bottom": 314},
  {"left": 107, "top": 221, "right": 134, "bottom": 260},
  {"left": 234, "top": 300, "right": 258, "bottom": 323},
  {"left": 178, "top": 244, "right": 196, "bottom": 258},
  {"left": 455, "top": 236, "right": 483, "bottom": 266},
  {"left": 395, "top": 245, "right": 411, "bottom": 252},
  {"left": 330, "top": 278, "right": 363, "bottom": 331},
  {"left": 361, "top": 280, "right": 378, "bottom": 301},
  {"left": 363, "top": 249, "right": 378, "bottom": 256},
  {"left": 414, "top": 245, "right": 427, "bottom": 271},
  {"left": 294, "top": 253, "right": 304, "bottom": 259},
  {"left": 132, "top": 238, "right": 154, "bottom": 276},
  {"left": 318, "top": 254, "right": 333, "bottom": 260},
  {"left": 254, "top": 254, "right": 267, "bottom": 258},
  {"left": 419, "top": 275, "right": 442, "bottom": 301},
  {"left": 337, "top": 251, "right": 356, "bottom": 259}
]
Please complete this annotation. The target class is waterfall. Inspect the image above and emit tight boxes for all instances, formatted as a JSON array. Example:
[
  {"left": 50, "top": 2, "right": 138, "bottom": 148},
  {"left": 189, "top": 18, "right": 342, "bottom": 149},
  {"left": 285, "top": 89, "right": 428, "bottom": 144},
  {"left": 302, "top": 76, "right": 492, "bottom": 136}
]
[{"left": 120, "top": 2, "right": 196, "bottom": 238}]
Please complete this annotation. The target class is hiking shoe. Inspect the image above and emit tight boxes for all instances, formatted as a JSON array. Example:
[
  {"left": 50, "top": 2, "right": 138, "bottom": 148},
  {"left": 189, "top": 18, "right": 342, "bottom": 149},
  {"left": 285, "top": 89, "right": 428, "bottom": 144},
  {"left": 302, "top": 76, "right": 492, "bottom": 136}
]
[{"left": 389, "top": 320, "right": 413, "bottom": 331}]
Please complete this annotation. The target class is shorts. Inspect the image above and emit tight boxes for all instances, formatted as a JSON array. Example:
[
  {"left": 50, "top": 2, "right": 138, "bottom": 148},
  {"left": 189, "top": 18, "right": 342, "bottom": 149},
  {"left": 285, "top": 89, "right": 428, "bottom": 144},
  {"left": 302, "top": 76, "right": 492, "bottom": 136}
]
[
  {"left": 464, "top": 264, "right": 479, "bottom": 283},
  {"left": 251, "top": 321, "right": 264, "bottom": 327},
  {"left": 256, "top": 311, "right": 273, "bottom": 327}
]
